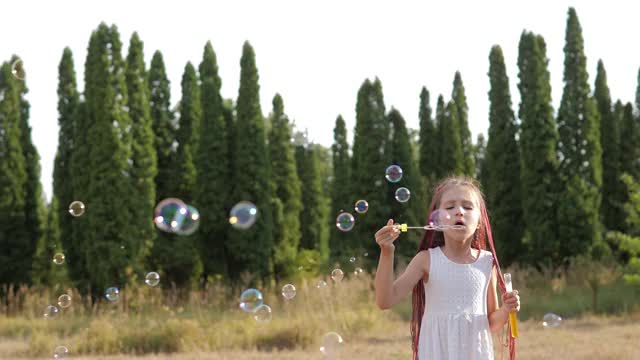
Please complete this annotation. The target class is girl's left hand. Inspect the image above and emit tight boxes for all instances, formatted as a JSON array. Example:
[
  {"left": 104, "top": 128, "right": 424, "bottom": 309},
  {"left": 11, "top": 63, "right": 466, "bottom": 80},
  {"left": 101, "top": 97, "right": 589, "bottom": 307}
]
[{"left": 501, "top": 290, "right": 520, "bottom": 313}]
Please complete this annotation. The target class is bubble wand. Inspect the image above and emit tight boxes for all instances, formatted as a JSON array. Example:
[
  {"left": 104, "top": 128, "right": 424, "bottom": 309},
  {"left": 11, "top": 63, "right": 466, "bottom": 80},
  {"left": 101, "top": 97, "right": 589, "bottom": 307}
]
[
  {"left": 394, "top": 223, "right": 466, "bottom": 232},
  {"left": 503, "top": 273, "right": 519, "bottom": 338}
]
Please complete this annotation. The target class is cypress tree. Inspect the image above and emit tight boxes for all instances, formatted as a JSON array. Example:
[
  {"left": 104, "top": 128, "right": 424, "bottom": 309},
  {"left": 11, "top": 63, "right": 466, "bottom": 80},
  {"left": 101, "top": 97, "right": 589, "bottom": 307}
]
[
  {"left": 296, "top": 144, "right": 330, "bottom": 260},
  {"left": 418, "top": 87, "right": 437, "bottom": 189},
  {"left": 517, "top": 32, "right": 561, "bottom": 266},
  {"left": 152, "top": 62, "right": 202, "bottom": 288},
  {"left": 11, "top": 56, "right": 47, "bottom": 284},
  {"left": 619, "top": 101, "right": 640, "bottom": 227},
  {"left": 387, "top": 108, "right": 422, "bottom": 258},
  {"left": 433, "top": 95, "right": 447, "bottom": 180},
  {"left": 351, "top": 78, "right": 391, "bottom": 264},
  {"left": 0, "top": 61, "right": 29, "bottom": 286},
  {"left": 330, "top": 115, "right": 352, "bottom": 260},
  {"left": 148, "top": 50, "right": 176, "bottom": 203},
  {"left": 474, "top": 133, "right": 486, "bottom": 183},
  {"left": 556, "top": 8, "right": 603, "bottom": 261},
  {"left": 485, "top": 45, "right": 524, "bottom": 266},
  {"left": 196, "top": 41, "right": 230, "bottom": 280},
  {"left": 594, "top": 61, "right": 624, "bottom": 233},
  {"left": 439, "top": 101, "right": 464, "bottom": 176},
  {"left": 452, "top": 72, "right": 475, "bottom": 176},
  {"left": 125, "top": 32, "right": 157, "bottom": 273},
  {"left": 174, "top": 62, "right": 200, "bottom": 203},
  {"left": 226, "top": 42, "right": 274, "bottom": 282},
  {"left": 53, "top": 48, "right": 79, "bottom": 285},
  {"left": 81, "top": 24, "right": 136, "bottom": 293},
  {"left": 267, "top": 94, "right": 302, "bottom": 278}
]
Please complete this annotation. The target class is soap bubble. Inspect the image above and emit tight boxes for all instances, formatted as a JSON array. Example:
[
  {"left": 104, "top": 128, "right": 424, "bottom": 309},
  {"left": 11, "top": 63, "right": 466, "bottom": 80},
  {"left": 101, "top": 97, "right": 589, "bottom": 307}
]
[
  {"left": 44, "top": 305, "right": 59, "bottom": 319},
  {"left": 145, "top": 272, "right": 160, "bottom": 286},
  {"left": 57, "top": 294, "right": 72, "bottom": 308},
  {"left": 320, "top": 331, "right": 344, "bottom": 358},
  {"left": 52, "top": 253, "right": 65, "bottom": 265},
  {"left": 385, "top": 165, "right": 403, "bottom": 183},
  {"left": 253, "top": 304, "right": 272, "bottom": 322},
  {"left": 282, "top": 284, "right": 296, "bottom": 300},
  {"left": 239, "top": 288, "right": 263, "bottom": 312},
  {"left": 394, "top": 187, "right": 411, "bottom": 203},
  {"left": 68, "top": 201, "right": 85, "bottom": 217},
  {"left": 542, "top": 313, "right": 562, "bottom": 328},
  {"left": 229, "top": 201, "right": 258, "bottom": 230},
  {"left": 354, "top": 200, "right": 369, "bottom": 214},
  {"left": 154, "top": 198, "right": 188, "bottom": 232},
  {"left": 331, "top": 268, "right": 344, "bottom": 282},
  {"left": 336, "top": 212, "right": 355, "bottom": 232},
  {"left": 105, "top": 287, "right": 119, "bottom": 302}
]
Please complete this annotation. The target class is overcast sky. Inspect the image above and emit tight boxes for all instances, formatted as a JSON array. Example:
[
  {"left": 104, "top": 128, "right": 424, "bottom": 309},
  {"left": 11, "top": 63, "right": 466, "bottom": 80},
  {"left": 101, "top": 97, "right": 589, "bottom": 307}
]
[{"left": 2, "top": 0, "right": 639, "bottom": 200}]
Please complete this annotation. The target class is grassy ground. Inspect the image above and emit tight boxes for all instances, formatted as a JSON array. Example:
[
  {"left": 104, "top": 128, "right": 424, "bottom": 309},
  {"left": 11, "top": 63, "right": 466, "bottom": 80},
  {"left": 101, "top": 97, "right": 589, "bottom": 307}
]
[
  {"left": 2, "top": 313, "right": 639, "bottom": 359},
  {"left": 1, "top": 266, "right": 639, "bottom": 359}
]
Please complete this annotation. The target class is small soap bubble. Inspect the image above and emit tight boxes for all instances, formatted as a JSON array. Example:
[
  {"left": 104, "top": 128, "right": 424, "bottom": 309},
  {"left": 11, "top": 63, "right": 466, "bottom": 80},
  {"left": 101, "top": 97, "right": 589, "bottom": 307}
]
[
  {"left": 542, "top": 313, "right": 562, "bottom": 328},
  {"left": 354, "top": 199, "right": 369, "bottom": 214},
  {"left": 349, "top": 256, "right": 356, "bottom": 263},
  {"left": 229, "top": 201, "right": 258, "bottom": 230},
  {"left": 253, "top": 304, "right": 272, "bottom": 322},
  {"left": 53, "top": 345, "right": 69, "bottom": 359},
  {"left": 395, "top": 187, "right": 411, "bottom": 203},
  {"left": 316, "top": 280, "right": 328, "bottom": 289},
  {"left": 105, "top": 287, "right": 119, "bottom": 302},
  {"left": 354, "top": 267, "right": 364, "bottom": 275},
  {"left": 154, "top": 198, "right": 188, "bottom": 233},
  {"left": 336, "top": 212, "right": 355, "bottom": 232},
  {"left": 52, "top": 253, "right": 65, "bottom": 265},
  {"left": 68, "top": 201, "right": 85, "bottom": 217},
  {"left": 57, "top": 294, "right": 72, "bottom": 308},
  {"left": 320, "top": 331, "right": 344, "bottom": 358},
  {"left": 239, "top": 288, "right": 263, "bottom": 312},
  {"left": 385, "top": 165, "right": 403, "bottom": 183},
  {"left": 282, "top": 284, "right": 296, "bottom": 300},
  {"left": 175, "top": 205, "right": 200, "bottom": 235},
  {"left": 44, "top": 305, "right": 59, "bottom": 319},
  {"left": 145, "top": 272, "right": 160, "bottom": 286},
  {"left": 428, "top": 209, "right": 451, "bottom": 230},
  {"left": 331, "top": 268, "right": 344, "bottom": 282}
]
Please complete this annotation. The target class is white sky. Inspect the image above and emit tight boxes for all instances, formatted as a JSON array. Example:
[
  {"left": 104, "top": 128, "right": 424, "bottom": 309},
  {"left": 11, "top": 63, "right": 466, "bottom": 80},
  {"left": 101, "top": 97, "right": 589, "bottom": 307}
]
[{"left": 1, "top": 0, "right": 639, "bottom": 201}]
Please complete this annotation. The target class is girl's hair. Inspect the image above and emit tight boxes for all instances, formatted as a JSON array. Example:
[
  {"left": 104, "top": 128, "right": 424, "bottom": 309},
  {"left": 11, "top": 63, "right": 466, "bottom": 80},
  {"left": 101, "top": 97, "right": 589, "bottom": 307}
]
[{"left": 410, "top": 175, "right": 516, "bottom": 360}]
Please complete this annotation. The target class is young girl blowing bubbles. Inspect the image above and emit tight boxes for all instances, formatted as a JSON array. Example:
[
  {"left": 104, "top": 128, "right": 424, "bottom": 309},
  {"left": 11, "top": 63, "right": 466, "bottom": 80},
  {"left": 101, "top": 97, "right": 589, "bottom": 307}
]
[{"left": 374, "top": 176, "right": 520, "bottom": 360}]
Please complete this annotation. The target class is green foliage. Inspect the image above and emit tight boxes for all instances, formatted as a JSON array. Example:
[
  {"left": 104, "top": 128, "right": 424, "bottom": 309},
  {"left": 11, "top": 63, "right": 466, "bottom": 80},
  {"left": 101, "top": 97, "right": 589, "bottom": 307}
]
[
  {"left": 296, "top": 145, "right": 330, "bottom": 260},
  {"left": 484, "top": 45, "right": 524, "bottom": 267},
  {"left": 330, "top": 115, "right": 352, "bottom": 260},
  {"left": 125, "top": 32, "right": 157, "bottom": 272},
  {"left": 195, "top": 41, "right": 230, "bottom": 280},
  {"left": 387, "top": 108, "right": 422, "bottom": 258},
  {"left": 517, "top": 32, "right": 561, "bottom": 267},
  {"left": 268, "top": 94, "right": 302, "bottom": 279},
  {"left": 451, "top": 72, "right": 475, "bottom": 176},
  {"left": 556, "top": 8, "right": 603, "bottom": 261},
  {"left": 0, "top": 61, "right": 30, "bottom": 286},
  {"left": 226, "top": 42, "right": 274, "bottom": 282},
  {"left": 351, "top": 79, "right": 392, "bottom": 264},
  {"left": 439, "top": 101, "right": 464, "bottom": 176}
]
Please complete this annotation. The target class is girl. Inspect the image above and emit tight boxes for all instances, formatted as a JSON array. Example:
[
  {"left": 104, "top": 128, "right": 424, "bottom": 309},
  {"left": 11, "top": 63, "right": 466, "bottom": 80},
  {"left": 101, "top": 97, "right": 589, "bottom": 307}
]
[{"left": 374, "top": 176, "right": 520, "bottom": 360}]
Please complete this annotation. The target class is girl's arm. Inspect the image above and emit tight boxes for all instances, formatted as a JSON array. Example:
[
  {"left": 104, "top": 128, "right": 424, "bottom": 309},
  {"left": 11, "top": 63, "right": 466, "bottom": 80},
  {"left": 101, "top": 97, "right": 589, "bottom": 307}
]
[
  {"left": 375, "top": 249, "right": 429, "bottom": 310},
  {"left": 487, "top": 266, "right": 521, "bottom": 333}
]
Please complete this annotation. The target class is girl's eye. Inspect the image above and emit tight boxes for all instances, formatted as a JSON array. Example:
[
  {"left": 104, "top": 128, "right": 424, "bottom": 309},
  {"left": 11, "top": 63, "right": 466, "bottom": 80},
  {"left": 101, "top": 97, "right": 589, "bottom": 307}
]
[
  {"left": 445, "top": 207, "right": 454, "bottom": 210},
  {"left": 464, "top": 207, "right": 473, "bottom": 210}
]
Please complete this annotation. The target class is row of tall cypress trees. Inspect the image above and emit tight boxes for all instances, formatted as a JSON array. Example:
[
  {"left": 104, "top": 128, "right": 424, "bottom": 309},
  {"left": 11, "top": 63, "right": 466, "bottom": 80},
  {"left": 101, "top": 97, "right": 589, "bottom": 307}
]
[{"left": 1, "top": 8, "right": 640, "bottom": 294}]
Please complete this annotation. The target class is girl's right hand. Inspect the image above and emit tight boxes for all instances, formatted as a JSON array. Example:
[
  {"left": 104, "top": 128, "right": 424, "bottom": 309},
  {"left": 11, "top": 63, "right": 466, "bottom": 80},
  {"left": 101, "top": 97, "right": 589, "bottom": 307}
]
[{"left": 375, "top": 219, "right": 400, "bottom": 252}]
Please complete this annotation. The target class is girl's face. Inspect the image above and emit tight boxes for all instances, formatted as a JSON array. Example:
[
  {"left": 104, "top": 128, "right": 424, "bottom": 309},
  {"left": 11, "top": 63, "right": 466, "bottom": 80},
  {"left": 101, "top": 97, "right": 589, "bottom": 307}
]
[{"left": 438, "top": 186, "right": 481, "bottom": 241}]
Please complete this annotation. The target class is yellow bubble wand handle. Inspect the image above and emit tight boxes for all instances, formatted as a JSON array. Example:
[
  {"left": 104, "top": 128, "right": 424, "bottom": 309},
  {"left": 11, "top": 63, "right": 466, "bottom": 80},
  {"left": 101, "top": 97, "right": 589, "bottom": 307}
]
[{"left": 503, "top": 273, "right": 518, "bottom": 338}]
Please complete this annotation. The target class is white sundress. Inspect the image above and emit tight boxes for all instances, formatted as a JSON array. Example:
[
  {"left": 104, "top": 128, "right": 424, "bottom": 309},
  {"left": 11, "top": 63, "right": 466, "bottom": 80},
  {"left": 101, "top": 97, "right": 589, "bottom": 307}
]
[{"left": 417, "top": 246, "right": 495, "bottom": 360}]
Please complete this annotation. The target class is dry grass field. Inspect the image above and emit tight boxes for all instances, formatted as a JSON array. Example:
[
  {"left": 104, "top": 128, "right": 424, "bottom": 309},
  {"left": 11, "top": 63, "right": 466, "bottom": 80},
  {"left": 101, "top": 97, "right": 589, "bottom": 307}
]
[
  {"left": 1, "top": 268, "right": 639, "bottom": 359},
  {"left": 2, "top": 310, "right": 639, "bottom": 359}
]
